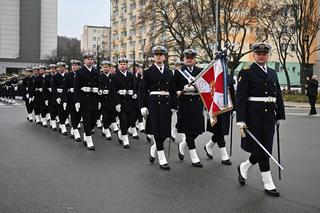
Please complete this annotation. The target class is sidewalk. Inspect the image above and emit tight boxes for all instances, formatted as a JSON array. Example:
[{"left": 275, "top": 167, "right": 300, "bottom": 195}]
[{"left": 285, "top": 101, "right": 320, "bottom": 108}]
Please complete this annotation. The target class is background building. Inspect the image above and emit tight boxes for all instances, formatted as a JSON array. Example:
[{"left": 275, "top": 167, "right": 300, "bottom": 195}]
[
  {"left": 0, "top": 0, "right": 58, "bottom": 74},
  {"left": 81, "top": 25, "right": 112, "bottom": 60}
]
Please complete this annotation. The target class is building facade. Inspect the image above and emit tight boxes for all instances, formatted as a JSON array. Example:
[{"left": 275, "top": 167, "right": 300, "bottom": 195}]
[
  {"left": 81, "top": 25, "right": 112, "bottom": 60},
  {"left": 0, "top": 0, "right": 58, "bottom": 74}
]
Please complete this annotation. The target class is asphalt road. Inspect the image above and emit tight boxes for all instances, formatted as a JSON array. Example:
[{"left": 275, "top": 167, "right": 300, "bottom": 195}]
[{"left": 0, "top": 102, "right": 319, "bottom": 213}]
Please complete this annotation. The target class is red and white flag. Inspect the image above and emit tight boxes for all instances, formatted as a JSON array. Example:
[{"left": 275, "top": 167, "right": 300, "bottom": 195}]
[{"left": 194, "top": 59, "right": 233, "bottom": 126}]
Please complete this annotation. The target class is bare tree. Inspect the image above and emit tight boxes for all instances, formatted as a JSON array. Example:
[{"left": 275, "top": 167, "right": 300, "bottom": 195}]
[{"left": 290, "top": 0, "right": 320, "bottom": 94}]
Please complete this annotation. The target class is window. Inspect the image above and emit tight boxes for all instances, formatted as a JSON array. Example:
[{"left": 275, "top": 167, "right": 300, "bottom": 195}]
[
  {"left": 93, "top": 37, "right": 96, "bottom": 41},
  {"left": 290, "top": 44, "right": 296, "bottom": 51},
  {"left": 98, "top": 37, "right": 101, "bottom": 41},
  {"left": 97, "top": 45, "right": 100, "bottom": 49},
  {"left": 292, "top": 67, "right": 296, "bottom": 72},
  {"left": 93, "top": 29, "right": 96, "bottom": 33},
  {"left": 93, "top": 44, "right": 96, "bottom": 48}
]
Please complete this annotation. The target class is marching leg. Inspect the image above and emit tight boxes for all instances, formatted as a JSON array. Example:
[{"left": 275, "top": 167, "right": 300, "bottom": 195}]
[
  {"left": 178, "top": 136, "right": 187, "bottom": 161},
  {"left": 261, "top": 171, "right": 279, "bottom": 197},
  {"left": 204, "top": 139, "right": 215, "bottom": 159},
  {"left": 237, "top": 156, "right": 255, "bottom": 185}
]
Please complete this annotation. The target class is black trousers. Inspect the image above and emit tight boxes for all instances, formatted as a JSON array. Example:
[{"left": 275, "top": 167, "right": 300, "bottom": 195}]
[
  {"left": 211, "top": 134, "right": 226, "bottom": 148},
  {"left": 49, "top": 103, "right": 58, "bottom": 121},
  {"left": 135, "top": 107, "right": 143, "bottom": 123},
  {"left": 25, "top": 99, "right": 34, "bottom": 114},
  {"left": 82, "top": 110, "right": 98, "bottom": 136},
  {"left": 186, "top": 134, "right": 198, "bottom": 150},
  {"left": 57, "top": 104, "right": 68, "bottom": 124},
  {"left": 101, "top": 109, "right": 115, "bottom": 129},
  {"left": 70, "top": 109, "right": 81, "bottom": 129},
  {"left": 155, "top": 137, "right": 166, "bottom": 151},
  {"left": 249, "top": 154, "right": 270, "bottom": 172},
  {"left": 119, "top": 110, "right": 135, "bottom": 135},
  {"left": 308, "top": 96, "right": 317, "bottom": 115}
]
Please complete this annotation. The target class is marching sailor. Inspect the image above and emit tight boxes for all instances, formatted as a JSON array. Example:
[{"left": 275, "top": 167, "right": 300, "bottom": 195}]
[
  {"left": 140, "top": 46, "right": 177, "bottom": 170},
  {"left": 175, "top": 49, "right": 204, "bottom": 168},
  {"left": 63, "top": 60, "right": 82, "bottom": 141},
  {"left": 236, "top": 43, "right": 285, "bottom": 197},
  {"left": 44, "top": 64, "right": 58, "bottom": 130},
  {"left": 113, "top": 57, "right": 137, "bottom": 148},
  {"left": 74, "top": 52, "right": 100, "bottom": 150},
  {"left": 98, "top": 60, "right": 118, "bottom": 141}
]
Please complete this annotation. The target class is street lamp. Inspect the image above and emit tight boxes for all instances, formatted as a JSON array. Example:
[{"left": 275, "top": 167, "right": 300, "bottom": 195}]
[{"left": 303, "top": 34, "right": 310, "bottom": 77}]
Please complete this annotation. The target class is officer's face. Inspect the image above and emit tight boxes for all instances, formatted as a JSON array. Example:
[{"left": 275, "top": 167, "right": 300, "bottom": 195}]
[
  {"left": 59, "top": 67, "right": 65, "bottom": 73},
  {"left": 84, "top": 58, "right": 94, "bottom": 67},
  {"left": 119, "top": 63, "right": 127, "bottom": 71},
  {"left": 102, "top": 66, "right": 110, "bottom": 73},
  {"left": 71, "top": 64, "right": 79, "bottom": 72},
  {"left": 39, "top": 69, "right": 45, "bottom": 75},
  {"left": 254, "top": 52, "right": 269, "bottom": 64},
  {"left": 184, "top": 56, "right": 196, "bottom": 67},
  {"left": 50, "top": 68, "right": 56, "bottom": 74},
  {"left": 154, "top": 54, "right": 165, "bottom": 64},
  {"left": 109, "top": 67, "right": 116, "bottom": 74},
  {"left": 33, "top": 70, "right": 38, "bottom": 75}
]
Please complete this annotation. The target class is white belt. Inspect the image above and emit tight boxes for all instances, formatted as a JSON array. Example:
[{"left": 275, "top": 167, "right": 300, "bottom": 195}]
[
  {"left": 150, "top": 91, "right": 170, "bottom": 96},
  {"left": 183, "top": 92, "right": 199, "bottom": 96},
  {"left": 14, "top": 87, "right": 18, "bottom": 91},
  {"left": 26, "top": 87, "right": 29, "bottom": 90},
  {"left": 117, "top": 90, "right": 127, "bottom": 95},
  {"left": 36, "top": 88, "right": 43, "bottom": 92},
  {"left": 68, "top": 88, "right": 74, "bottom": 93},
  {"left": 48, "top": 88, "right": 52, "bottom": 92},
  {"left": 57, "top": 88, "right": 63, "bottom": 93},
  {"left": 102, "top": 90, "right": 109, "bottom": 95},
  {"left": 248, "top": 97, "right": 276, "bottom": 103},
  {"left": 81, "top": 87, "right": 99, "bottom": 93}
]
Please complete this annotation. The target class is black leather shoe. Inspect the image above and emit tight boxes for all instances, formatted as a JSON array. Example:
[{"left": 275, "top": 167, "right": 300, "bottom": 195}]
[
  {"left": 42, "top": 124, "right": 47, "bottom": 128},
  {"left": 75, "top": 137, "right": 81, "bottom": 142},
  {"left": 237, "top": 165, "right": 246, "bottom": 185},
  {"left": 170, "top": 136, "right": 175, "bottom": 142},
  {"left": 222, "top": 159, "right": 232, "bottom": 166},
  {"left": 102, "top": 133, "right": 105, "bottom": 137},
  {"left": 146, "top": 136, "right": 151, "bottom": 143},
  {"left": 265, "top": 189, "right": 280, "bottom": 197},
  {"left": 106, "top": 137, "right": 112, "bottom": 141},
  {"left": 62, "top": 132, "right": 68, "bottom": 136},
  {"left": 118, "top": 138, "right": 123, "bottom": 144},
  {"left": 140, "top": 129, "right": 145, "bottom": 133},
  {"left": 87, "top": 146, "right": 95, "bottom": 151},
  {"left": 159, "top": 164, "right": 170, "bottom": 170},
  {"left": 83, "top": 141, "right": 87, "bottom": 147},
  {"left": 133, "top": 135, "right": 139, "bottom": 139},
  {"left": 192, "top": 162, "right": 203, "bottom": 168},
  {"left": 52, "top": 128, "right": 57, "bottom": 131},
  {"left": 70, "top": 135, "right": 74, "bottom": 139},
  {"left": 204, "top": 146, "right": 213, "bottom": 159},
  {"left": 149, "top": 156, "right": 155, "bottom": 163},
  {"left": 123, "top": 144, "right": 130, "bottom": 149},
  {"left": 178, "top": 144, "right": 184, "bottom": 161},
  {"left": 91, "top": 130, "right": 95, "bottom": 134}
]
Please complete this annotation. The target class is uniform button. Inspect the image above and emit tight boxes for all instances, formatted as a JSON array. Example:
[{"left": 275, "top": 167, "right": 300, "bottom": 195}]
[
  {"left": 265, "top": 92, "right": 267, "bottom": 94},
  {"left": 158, "top": 102, "right": 160, "bottom": 104},
  {"left": 158, "top": 95, "right": 160, "bottom": 97},
  {"left": 265, "top": 109, "right": 268, "bottom": 112},
  {"left": 265, "top": 83, "right": 267, "bottom": 86}
]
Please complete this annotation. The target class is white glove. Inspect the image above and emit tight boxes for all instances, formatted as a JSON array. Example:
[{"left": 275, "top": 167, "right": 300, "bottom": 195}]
[
  {"left": 63, "top": 102, "right": 67, "bottom": 111},
  {"left": 171, "top": 109, "right": 178, "bottom": 113},
  {"left": 45, "top": 100, "right": 49, "bottom": 106},
  {"left": 26, "top": 94, "right": 29, "bottom": 99},
  {"left": 237, "top": 122, "right": 247, "bottom": 138},
  {"left": 141, "top": 107, "right": 149, "bottom": 117},
  {"left": 184, "top": 85, "right": 196, "bottom": 92},
  {"left": 56, "top": 98, "right": 61, "bottom": 104},
  {"left": 98, "top": 102, "right": 101, "bottom": 109},
  {"left": 75, "top": 103, "right": 80, "bottom": 112},
  {"left": 276, "top": 119, "right": 284, "bottom": 125},
  {"left": 132, "top": 94, "right": 137, "bottom": 99},
  {"left": 232, "top": 111, "right": 236, "bottom": 118},
  {"left": 115, "top": 104, "right": 121, "bottom": 112},
  {"left": 31, "top": 96, "right": 35, "bottom": 101},
  {"left": 28, "top": 98, "right": 32, "bottom": 103}
]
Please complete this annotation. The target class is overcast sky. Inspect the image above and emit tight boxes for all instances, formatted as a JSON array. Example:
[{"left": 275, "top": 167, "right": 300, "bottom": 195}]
[{"left": 58, "top": 0, "right": 111, "bottom": 39}]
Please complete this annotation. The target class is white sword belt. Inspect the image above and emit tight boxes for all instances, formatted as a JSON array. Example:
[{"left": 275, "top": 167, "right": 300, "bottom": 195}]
[
  {"left": 149, "top": 91, "right": 170, "bottom": 96},
  {"left": 101, "top": 90, "right": 109, "bottom": 95},
  {"left": 81, "top": 87, "right": 99, "bottom": 93},
  {"left": 35, "top": 88, "right": 43, "bottom": 92},
  {"left": 68, "top": 88, "right": 74, "bottom": 93},
  {"left": 248, "top": 96, "right": 276, "bottom": 103},
  {"left": 182, "top": 92, "right": 199, "bottom": 96}
]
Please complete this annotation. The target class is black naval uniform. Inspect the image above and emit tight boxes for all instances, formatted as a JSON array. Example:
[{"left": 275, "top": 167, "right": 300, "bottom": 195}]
[
  {"left": 43, "top": 73, "right": 56, "bottom": 122},
  {"left": 134, "top": 72, "right": 144, "bottom": 125},
  {"left": 31, "top": 74, "right": 46, "bottom": 119},
  {"left": 98, "top": 73, "right": 118, "bottom": 130},
  {"left": 236, "top": 62, "right": 285, "bottom": 172},
  {"left": 140, "top": 64, "right": 177, "bottom": 151},
  {"left": 306, "top": 78, "right": 318, "bottom": 115},
  {"left": 174, "top": 65, "right": 204, "bottom": 149},
  {"left": 74, "top": 65, "right": 100, "bottom": 136},
  {"left": 24, "top": 75, "right": 35, "bottom": 115},
  {"left": 113, "top": 70, "right": 137, "bottom": 136},
  {"left": 63, "top": 71, "right": 81, "bottom": 130},
  {"left": 51, "top": 72, "right": 68, "bottom": 125}
]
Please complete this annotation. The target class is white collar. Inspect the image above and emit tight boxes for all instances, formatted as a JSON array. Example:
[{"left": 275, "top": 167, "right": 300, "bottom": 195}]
[
  {"left": 187, "top": 66, "right": 194, "bottom": 72},
  {"left": 254, "top": 61, "right": 267, "bottom": 73},
  {"left": 104, "top": 72, "right": 110, "bottom": 77},
  {"left": 84, "top": 64, "right": 92, "bottom": 72},
  {"left": 155, "top": 63, "right": 164, "bottom": 73},
  {"left": 119, "top": 70, "right": 127, "bottom": 76},
  {"left": 59, "top": 72, "right": 65, "bottom": 77}
]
